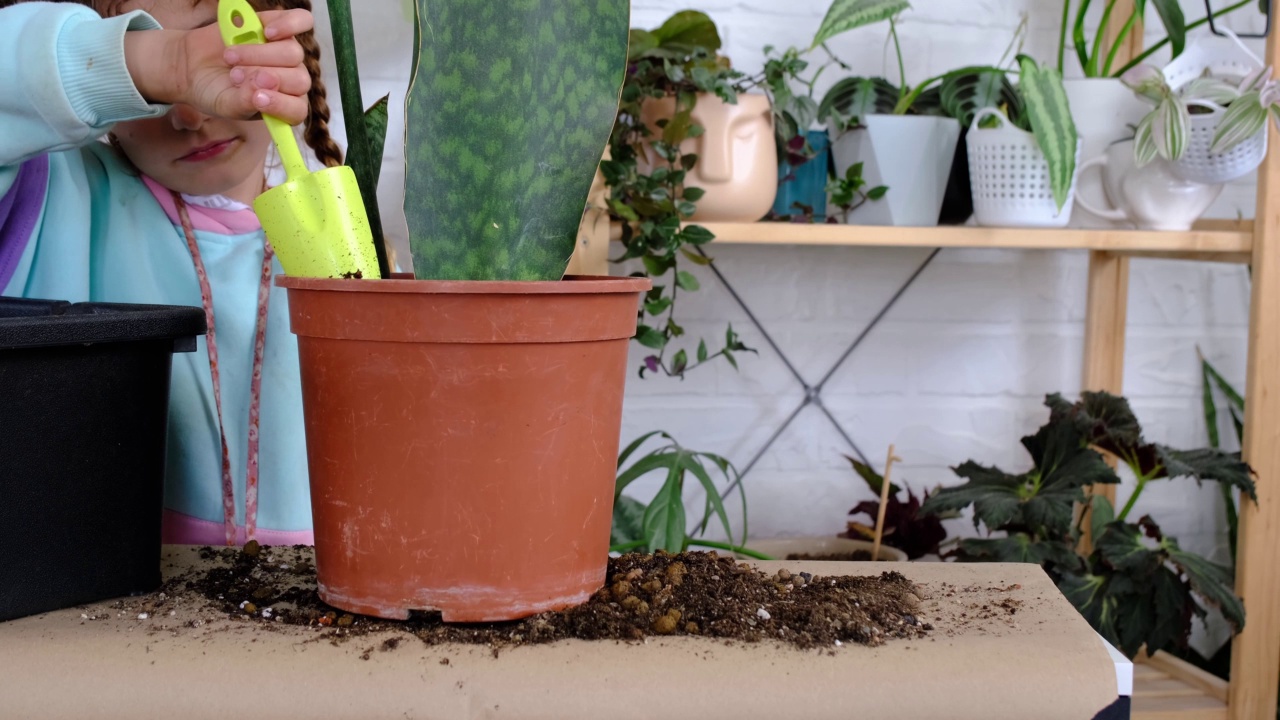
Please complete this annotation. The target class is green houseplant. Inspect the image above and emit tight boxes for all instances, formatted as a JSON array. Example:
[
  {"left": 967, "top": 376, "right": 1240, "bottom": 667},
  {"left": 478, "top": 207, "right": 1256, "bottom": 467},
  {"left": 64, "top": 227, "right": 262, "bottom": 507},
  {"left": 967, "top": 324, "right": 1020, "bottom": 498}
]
[
  {"left": 272, "top": 0, "right": 650, "bottom": 623},
  {"left": 920, "top": 392, "right": 1256, "bottom": 659}
]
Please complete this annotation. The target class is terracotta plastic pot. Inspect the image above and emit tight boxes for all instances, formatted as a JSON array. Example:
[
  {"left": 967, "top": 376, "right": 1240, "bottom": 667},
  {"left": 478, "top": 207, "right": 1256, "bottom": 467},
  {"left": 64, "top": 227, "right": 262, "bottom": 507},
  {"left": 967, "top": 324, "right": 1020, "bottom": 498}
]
[{"left": 277, "top": 274, "right": 650, "bottom": 622}]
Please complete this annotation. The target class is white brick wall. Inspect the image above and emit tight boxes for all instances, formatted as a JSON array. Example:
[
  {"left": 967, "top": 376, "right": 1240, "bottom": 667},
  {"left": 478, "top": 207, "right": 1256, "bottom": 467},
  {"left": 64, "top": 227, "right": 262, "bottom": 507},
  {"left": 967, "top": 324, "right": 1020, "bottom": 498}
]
[{"left": 314, "top": 0, "right": 1260, "bottom": 650}]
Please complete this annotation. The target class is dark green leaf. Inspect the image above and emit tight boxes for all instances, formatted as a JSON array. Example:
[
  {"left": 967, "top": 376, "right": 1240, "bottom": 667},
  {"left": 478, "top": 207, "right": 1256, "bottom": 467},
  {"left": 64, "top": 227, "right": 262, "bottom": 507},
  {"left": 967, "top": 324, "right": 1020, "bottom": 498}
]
[
  {"left": 672, "top": 349, "right": 688, "bottom": 375},
  {"left": 1150, "top": 0, "right": 1186, "bottom": 58},
  {"left": 1114, "top": 585, "right": 1158, "bottom": 658},
  {"left": 1059, "top": 572, "right": 1120, "bottom": 649},
  {"left": 1156, "top": 446, "right": 1257, "bottom": 501},
  {"left": 867, "top": 185, "right": 889, "bottom": 200},
  {"left": 818, "top": 76, "right": 899, "bottom": 128},
  {"left": 634, "top": 325, "right": 667, "bottom": 349},
  {"left": 697, "top": 339, "right": 708, "bottom": 363},
  {"left": 362, "top": 94, "right": 390, "bottom": 189},
  {"left": 642, "top": 254, "right": 672, "bottom": 277},
  {"left": 1202, "top": 360, "right": 1222, "bottom": 449},
  {"left": 651, "top": 10, "right": 721, "bottom": 52},
  {"left": 666, "top": 317, "right": 684, "bottom": 337},
  {"left": 680, "top": 247, "right": 713, "bottom": 265},
  {"left": 1095, "top": 521, "right": 1162, "bottom": 574},
  {"left": 676, "top": 270, "right": 701, "bottom": 291},
  {"left": 615, "top": 448, "right": 677, "bottom": 497},
  {"left": 1089, "top": 494, "right": 1116, "bottom": 552},
  {"left": 682, "top": 186, "right": 706, "bottom": 201},
  {"left": 848, "top": 456, "right": 902, "bottom": 497},
  {"left": 681, "top": 225, "right": 715, "bottom": 245},
  {"left": 1022, "top": 418, "right": 1121, "bottom": 537},
  {"left": 645, "top": 297, "right": 673, "bottom": 316},
  {"left": 627, "top": 29, "right": 660, "bottom": 61},
  {"left": 617, "top": 430, "right": 670, "bottom": 469},
  {"left": 681, "top": 451, "right": 734, "bottom": 543},
  {"left": 1165, "top": 538, "right": 1245, "bottom": 631},
  {"left": 1147, "top": 565, "right": 1193, "bottom": 653},
  {"left": 921, "top": 461, "right": 1024, "bottom": 531},
  {"left": 958, "top": 534, "right": 1082, "bottom": 569},
  {"left": 608, "top": 199, "right": 639, "bottom": 222}
]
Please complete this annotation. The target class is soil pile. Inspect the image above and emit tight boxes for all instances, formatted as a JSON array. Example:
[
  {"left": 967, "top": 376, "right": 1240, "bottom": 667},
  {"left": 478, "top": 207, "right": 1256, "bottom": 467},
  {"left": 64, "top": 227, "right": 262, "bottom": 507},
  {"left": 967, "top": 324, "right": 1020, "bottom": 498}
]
[{"left": 164, "top": 544, "right": 930, "bottom": 652}]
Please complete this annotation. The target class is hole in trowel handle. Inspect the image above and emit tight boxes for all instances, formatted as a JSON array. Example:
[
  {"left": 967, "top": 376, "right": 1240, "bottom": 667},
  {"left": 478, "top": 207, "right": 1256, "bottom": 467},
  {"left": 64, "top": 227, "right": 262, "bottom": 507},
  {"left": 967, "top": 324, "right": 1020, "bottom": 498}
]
[{"left": 231, "top": 11, "right": 246, "bottom": 28}]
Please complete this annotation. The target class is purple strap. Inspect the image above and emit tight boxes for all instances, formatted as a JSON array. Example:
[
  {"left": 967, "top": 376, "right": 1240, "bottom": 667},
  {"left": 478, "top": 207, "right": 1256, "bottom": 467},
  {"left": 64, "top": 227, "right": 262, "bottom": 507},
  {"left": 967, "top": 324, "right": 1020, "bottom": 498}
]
[{"left": 0, "top": 156, "right": 51, "bottom": 293}]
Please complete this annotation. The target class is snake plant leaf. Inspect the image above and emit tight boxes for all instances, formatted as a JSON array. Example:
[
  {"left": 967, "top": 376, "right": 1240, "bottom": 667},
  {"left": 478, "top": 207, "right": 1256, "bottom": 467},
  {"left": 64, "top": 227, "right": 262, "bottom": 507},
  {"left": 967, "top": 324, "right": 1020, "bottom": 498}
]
[
  {"left": 810, "top": 0, "right": 910, "bottom": 50},
  {"left": 362, "top": 95, "right": 389, "bottom": 189},
  {"left": 405, "top": 0, "right": 630, "bottom": 280},
  {"left": 1016, "top": 55, "right": 1078, "bottom": 211}
]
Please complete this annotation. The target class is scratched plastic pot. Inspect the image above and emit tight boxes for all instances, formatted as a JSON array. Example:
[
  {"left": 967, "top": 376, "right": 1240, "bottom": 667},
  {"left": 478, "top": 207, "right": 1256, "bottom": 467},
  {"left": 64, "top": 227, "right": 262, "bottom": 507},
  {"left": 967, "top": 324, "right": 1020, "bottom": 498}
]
[{"left": 277, "top": 274, "right": 649, "bottom": 622}]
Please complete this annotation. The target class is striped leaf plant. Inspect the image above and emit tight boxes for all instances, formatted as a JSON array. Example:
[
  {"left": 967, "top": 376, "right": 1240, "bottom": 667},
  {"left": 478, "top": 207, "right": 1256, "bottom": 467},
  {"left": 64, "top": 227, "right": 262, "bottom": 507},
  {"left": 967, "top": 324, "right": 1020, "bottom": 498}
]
[{"left": 1121, "top": 63, "right": 1280, "bottom": 165}]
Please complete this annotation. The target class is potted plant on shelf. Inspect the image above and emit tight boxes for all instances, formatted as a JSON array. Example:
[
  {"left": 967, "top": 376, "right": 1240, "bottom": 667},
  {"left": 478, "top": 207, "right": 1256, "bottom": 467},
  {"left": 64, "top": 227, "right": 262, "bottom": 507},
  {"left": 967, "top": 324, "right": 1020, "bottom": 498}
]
[
  {"left": 1053, "top": 0, "right": 1259, "bottom": 226},
  {"left": 621, "top": 11, "right": 776, "bottom": 224},
  {"left": 273, "top": 0, "right": 649, "bottom": 623},
  {"left": 965, "top": 57, "right": 1082, "bottom": 228},
  {"left": 920, "top": 391, "right": 1256, "bottom": 659},
  {"left": 817, "top": 2, "right": 962, "bottom": 227},
  {"left": 1120, "top": 32, "right": 1279, "bottom": 184}
]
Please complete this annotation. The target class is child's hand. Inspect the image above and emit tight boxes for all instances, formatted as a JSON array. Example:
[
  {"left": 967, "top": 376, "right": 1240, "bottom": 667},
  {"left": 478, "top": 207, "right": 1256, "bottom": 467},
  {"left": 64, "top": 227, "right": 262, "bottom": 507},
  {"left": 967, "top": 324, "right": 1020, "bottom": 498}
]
[{"left": 125, "top": 9, "right": 315, "bottom": 125}]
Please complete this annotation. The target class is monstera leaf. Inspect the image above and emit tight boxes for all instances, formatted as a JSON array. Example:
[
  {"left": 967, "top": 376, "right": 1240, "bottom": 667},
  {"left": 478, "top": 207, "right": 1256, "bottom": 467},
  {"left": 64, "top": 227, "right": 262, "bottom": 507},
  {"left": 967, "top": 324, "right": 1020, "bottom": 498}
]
[{"left": 405, "top": 0, "right": 630, "bottom": 280}]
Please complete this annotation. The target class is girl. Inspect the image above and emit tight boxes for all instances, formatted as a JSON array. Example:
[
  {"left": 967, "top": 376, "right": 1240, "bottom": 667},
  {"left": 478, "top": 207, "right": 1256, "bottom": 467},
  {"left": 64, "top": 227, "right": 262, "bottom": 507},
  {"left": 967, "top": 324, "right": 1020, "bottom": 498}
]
[{"left": 0, "top": 0, "right": 336, "bottom": 546}]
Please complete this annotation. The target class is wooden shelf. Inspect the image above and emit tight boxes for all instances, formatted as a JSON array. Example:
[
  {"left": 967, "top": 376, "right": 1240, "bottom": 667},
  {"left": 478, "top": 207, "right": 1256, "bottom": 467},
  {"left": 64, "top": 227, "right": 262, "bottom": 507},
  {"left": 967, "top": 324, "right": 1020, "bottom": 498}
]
[
  {"left": 692, "top": 220, "right": 1253, "bottom": 263},
  {"left": 1133, "top": 652, "right": 1229, "bottom": 720}
]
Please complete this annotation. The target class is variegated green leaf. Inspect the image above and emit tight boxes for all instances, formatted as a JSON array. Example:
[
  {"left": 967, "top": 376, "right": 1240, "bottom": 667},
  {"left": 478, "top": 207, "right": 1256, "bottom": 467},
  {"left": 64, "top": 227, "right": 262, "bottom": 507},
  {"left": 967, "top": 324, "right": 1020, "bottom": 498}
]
[
  {"left": 1017, "top": 56, "right": 1078, "bottom": 211},
  {"left": 810, "top": 0, "right": 910, "bottom": 50},
  {"left": 1153, "top": 96, "right": 1189, "bottom": 161},
  {"left": 405, "top": 0, "right": 631, "bottom": 280},
  {"left": 1183, "top": 77, "right": 1241, "bottom": 107},
  {"left": 1133, "top": 114, "right": 1159, "bottom": 166},
  {"left": 1211, "top": 93, "right": 1269, "bottom": 154}
]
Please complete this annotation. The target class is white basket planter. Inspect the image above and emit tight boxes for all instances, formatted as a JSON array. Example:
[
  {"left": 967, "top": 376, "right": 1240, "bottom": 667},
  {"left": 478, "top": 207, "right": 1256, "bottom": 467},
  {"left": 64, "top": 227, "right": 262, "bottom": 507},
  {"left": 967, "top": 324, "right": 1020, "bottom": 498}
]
[
  {"left": 1162, "top": 34, "right": 1269, "bottom": 184},
  {"left": 1175, "top": 111, "right": 1267, "bottom": 184},
  {"left": 967, "top": 108, "right": 1082, "bottom": 228}
]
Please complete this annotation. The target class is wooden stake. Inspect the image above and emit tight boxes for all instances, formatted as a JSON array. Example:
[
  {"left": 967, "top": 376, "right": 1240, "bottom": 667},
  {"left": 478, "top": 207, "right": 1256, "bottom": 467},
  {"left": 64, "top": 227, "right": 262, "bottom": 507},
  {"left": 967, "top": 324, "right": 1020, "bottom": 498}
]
[{"left": 872, "top": 445, "right": 902, "bottom": 562}]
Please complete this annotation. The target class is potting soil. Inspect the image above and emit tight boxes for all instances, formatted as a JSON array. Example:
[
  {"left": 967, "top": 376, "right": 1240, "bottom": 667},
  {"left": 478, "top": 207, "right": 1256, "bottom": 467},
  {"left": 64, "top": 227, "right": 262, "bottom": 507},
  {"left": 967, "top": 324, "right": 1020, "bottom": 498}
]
[{"left": 160, "top": 543, "right": 930, "bottom": 652}]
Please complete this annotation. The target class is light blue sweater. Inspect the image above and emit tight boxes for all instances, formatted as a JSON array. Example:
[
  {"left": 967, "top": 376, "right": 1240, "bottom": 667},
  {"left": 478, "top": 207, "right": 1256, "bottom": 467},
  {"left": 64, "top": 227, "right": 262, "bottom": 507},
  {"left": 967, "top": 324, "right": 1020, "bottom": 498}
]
[{"left": 0, "top": 3, "right": 314, "bottom": 544}]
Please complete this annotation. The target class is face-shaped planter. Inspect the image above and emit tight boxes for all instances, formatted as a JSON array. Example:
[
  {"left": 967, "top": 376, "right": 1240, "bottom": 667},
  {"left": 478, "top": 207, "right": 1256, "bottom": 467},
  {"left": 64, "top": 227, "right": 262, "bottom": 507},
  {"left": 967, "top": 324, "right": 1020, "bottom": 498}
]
[{"left": 637, "top": 92, "right": 777, "bottom": 223}]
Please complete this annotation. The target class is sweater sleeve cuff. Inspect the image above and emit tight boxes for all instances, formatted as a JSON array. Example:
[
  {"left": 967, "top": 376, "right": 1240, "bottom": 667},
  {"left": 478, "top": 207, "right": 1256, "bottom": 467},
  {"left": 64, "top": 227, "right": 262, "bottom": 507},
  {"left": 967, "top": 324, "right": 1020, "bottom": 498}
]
[{"left": 55, "top": 10, "right": 169, "bottom": 129}]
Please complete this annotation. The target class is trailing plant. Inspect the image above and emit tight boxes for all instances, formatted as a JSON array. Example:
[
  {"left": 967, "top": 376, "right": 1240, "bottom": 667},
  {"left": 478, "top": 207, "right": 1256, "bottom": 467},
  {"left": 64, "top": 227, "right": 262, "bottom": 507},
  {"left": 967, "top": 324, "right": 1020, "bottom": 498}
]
[
  {"left": 1057, "top": 0, "right": 1258, "bottom": 78},
  {"left": 840, "top": 456, "right": 953, "bottom": 560},
  {"left": 603, "top": 10, "right": 756, "bottom": 380},
  {"left": 610, "top": 431, "right": 767, "bottom": 559},
  {"left": 1121, "top": 60, "right": 1280, "bottom": 165},
  {"left": 921, "top": 391, "right": 1257, "bottom": 658},
  {"left": 825, "top": 162, "right": 887, "bottom": 222}
]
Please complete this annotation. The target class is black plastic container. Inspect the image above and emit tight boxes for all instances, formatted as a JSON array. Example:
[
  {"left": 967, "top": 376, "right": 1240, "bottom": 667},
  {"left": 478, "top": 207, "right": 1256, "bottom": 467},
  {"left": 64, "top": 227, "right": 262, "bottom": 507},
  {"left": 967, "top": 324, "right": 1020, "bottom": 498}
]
[{"left": 0, "top": 297, "right": 205, "bottom": 622}]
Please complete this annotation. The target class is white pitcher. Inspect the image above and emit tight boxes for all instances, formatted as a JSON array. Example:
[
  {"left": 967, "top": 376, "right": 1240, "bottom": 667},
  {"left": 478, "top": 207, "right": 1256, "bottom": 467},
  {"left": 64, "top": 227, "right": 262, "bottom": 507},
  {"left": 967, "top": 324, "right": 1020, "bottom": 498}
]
[{"left": 1075, "top": 140, "right": 1224, "bottom": 231}]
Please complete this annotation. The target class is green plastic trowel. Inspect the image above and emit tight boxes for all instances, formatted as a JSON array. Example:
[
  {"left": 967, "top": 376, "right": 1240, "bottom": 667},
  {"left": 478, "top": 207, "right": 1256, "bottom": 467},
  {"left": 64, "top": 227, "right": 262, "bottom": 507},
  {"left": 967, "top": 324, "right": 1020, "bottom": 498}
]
[{"left": 217, "top": 0, "right": 381, "bottom": 279}]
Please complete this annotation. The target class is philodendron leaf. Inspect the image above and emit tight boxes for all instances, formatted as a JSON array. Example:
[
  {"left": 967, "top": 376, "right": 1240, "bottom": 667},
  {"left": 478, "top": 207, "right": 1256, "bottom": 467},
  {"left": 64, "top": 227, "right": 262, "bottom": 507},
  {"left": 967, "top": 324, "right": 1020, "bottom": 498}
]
[
  {"left": 405, "top": 0, "right": 630, "bottom": 280},
  {"left": 363, "top": 94, "right": 390, "bottom": 189},
  {"left": 1164, "top": 537, "right": 1246, "bottom": 631},
  {"left": 1016, "top": 55, "right": 1078, "bottom": 211},
  {"left": 1156, "top": 446, "right": 1258, "bottom": 501},
  {"left": 920, "top": 461, "right": 1024, "bottom": 531},
  {"left": 610, "top": 494, "right": 649, "bottom": 547},
  {"left": 810, "top": 0, "right": 910, "bottom": 50}
]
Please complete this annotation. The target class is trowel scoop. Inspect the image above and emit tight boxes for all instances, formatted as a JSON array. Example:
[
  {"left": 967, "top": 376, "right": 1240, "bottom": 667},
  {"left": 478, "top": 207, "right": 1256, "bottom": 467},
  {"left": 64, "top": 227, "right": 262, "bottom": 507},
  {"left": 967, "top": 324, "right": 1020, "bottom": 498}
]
[{"left": 218, "top": 0, "right": 381, "bottom": 279}]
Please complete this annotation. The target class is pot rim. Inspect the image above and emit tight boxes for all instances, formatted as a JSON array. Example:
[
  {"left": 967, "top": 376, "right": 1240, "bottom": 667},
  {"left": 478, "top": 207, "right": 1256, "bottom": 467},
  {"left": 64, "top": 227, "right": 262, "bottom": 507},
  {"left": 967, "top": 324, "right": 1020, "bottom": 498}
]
[{"left": 276, "top": 274, "right": 652, "bottom": 295}]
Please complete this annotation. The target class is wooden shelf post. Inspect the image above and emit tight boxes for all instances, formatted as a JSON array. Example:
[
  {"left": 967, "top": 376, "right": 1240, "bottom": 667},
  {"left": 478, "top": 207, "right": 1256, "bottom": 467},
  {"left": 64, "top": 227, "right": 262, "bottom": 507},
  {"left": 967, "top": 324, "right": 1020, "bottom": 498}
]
[{"left": 1228, "top": 17, "right": 1280, "bottom": 720}]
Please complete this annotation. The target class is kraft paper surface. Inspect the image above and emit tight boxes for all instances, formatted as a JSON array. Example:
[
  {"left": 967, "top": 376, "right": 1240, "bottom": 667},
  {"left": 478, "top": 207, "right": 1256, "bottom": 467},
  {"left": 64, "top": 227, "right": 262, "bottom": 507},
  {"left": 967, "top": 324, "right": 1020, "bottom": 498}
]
[{"left": 0, "top": 547, "right": 1118, "bottom": 719}]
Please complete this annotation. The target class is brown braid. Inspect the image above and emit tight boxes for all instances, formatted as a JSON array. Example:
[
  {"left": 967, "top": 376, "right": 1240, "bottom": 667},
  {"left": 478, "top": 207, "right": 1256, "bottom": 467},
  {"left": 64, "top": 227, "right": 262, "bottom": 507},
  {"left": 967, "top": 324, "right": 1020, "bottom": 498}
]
[{"left": 91, "top": 0, "right": 344, "bottom": 168}]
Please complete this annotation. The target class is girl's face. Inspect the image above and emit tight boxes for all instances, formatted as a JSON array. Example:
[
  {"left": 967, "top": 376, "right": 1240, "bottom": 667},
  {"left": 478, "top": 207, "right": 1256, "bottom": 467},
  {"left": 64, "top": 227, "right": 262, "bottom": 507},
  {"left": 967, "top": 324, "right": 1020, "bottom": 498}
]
[{"left": 109, "top": 0, "right": 272, "bottom": 204}]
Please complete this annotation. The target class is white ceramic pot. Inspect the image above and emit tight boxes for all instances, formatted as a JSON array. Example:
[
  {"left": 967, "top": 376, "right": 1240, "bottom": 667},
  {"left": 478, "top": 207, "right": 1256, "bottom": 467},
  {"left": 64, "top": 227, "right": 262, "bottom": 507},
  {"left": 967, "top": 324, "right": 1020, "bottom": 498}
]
[
  {"left": 1075, "top": 140, "right": 1225, "bottom": 230},
  {"left": 1063, "top": 78, "right": 1151, "bottom": 228},
  {"left": 827, "top": 114, "right": 961, "bottom": 226},
  {"left": 637, "top": 92, "right": 777, "bottom": 223}
]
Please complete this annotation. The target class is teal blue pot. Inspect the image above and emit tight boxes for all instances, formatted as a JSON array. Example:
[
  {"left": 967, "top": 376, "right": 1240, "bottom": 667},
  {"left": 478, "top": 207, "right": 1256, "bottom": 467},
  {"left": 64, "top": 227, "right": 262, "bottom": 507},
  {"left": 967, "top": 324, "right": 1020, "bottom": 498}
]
[{"left": 772, "top": 130, "right": 831, "bottom": 220}]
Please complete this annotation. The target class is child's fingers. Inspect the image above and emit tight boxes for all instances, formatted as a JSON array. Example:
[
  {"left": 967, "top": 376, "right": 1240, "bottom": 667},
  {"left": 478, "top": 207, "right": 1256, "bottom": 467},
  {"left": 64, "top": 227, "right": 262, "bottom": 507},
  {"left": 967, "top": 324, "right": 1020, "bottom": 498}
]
[
  {"left": 224, "top": 40, "right": 305, "bottom": 71},
  {"left": 256, "top": 9, "right": 315, "bottom": 41},
  {"left": 236, "top": 67, "right": 312, "bottom": 98},
  {"left": 249, "top": 89, "right": 310, "bottom": 125}
]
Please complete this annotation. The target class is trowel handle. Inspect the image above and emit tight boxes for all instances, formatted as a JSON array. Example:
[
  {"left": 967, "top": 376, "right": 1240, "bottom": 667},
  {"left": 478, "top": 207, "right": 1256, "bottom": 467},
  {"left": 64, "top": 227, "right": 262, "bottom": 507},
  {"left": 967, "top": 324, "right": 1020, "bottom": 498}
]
[{"left": 217, "top": 0, "right": 309, "bottom": 181}]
